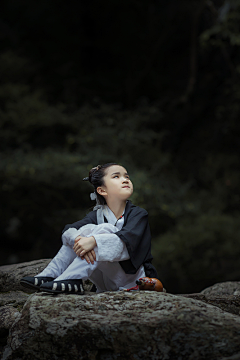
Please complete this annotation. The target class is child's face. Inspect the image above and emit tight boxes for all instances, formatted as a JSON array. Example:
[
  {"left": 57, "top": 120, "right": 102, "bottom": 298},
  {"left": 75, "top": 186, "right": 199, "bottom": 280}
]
[{"left": 99, "top": 165, "right": 133, "bottom": 201}]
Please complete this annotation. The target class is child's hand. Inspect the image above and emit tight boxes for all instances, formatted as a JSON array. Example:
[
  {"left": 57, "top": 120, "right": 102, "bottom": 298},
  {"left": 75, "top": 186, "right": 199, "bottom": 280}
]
[
  {"left": 73, "top": 236, "right": 97, "bottom": 257},
  {"left": 74, "top": 235, "right": 82, "bottom": 244},
  {"left": 81, "top": 249, "right": 96, "bottom": 264}
]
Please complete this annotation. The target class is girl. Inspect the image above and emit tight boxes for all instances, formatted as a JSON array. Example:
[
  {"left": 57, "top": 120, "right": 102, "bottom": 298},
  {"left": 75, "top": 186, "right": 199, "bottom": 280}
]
[{"left": 20, "top": 163, "right": 158, "bottom": 294}]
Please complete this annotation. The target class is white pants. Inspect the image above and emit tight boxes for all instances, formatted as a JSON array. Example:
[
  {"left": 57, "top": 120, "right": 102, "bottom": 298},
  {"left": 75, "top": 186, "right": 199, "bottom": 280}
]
[
  {"left": 36, "top": 244, "right": 145, "bottom": 293},
  {"left": 37, "top": 245, "right": 98, "bottom": 280}
]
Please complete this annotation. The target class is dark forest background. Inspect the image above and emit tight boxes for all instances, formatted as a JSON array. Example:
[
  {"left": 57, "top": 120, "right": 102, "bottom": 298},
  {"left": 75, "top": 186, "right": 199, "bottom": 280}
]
[{"left": 1, "top": 0, "right": 240, "bottom": 294}]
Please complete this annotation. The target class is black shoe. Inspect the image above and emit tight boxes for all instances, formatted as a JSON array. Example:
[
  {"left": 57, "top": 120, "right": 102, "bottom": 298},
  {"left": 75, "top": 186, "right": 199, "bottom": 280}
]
[
  {"left": 20, "top": 276, "right": 54, "bottom": 291},
  {"left": 40, "top": 279, "right": 84, "bottom": 294}
]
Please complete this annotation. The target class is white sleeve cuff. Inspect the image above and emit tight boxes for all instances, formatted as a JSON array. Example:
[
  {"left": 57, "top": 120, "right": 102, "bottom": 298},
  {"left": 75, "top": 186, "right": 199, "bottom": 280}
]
[
  {"left": 62, "top": 228, "right": 82, "bottom": 247},
  {"left": 93, "top": 234, "right": 130, "bottom": 262}
]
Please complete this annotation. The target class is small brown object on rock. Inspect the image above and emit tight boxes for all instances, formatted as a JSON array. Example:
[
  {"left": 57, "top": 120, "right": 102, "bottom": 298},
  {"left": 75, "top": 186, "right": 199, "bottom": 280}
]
[{"left": 136, "top": 277, "right": 163, "bottom": 292}]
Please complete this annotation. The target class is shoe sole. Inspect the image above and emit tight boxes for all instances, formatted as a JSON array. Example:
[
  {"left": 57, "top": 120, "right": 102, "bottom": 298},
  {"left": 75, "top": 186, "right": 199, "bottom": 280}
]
[
  {"left": 20, "top": 280, "right": 40, "bottom": 291},
  {"left": 40, "top": 287, "right": 84, "bottom": 295}
]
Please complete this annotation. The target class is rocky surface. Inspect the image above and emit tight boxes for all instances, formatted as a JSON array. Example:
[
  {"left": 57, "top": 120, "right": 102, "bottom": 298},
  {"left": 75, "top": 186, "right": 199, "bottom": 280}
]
[
  {"left": 200, "top": 281, "right": 240, "bottom": 296},
  {"left": 0, "top": 260, "right": 51, "bottom": 293},
  {"left": 1, "top": 261, "right": 240, "bottom": 360},
  {"left": 0, "top": 291, "right": 30, "bottom": 309},
  {"left": 0, "top": 305, "right": 20, "bottom": 332},
  {"left": 0, "top": 306, "right": 20, "bottom": 351},
  {"left": 181, "top": 293, "right": 240, "bottom": 316},
  {"left": 0, "top": 291, "right": 31, "bottom": 357},
  {"left": 2, "top": 291, "right": 240, "bottom": 360}
]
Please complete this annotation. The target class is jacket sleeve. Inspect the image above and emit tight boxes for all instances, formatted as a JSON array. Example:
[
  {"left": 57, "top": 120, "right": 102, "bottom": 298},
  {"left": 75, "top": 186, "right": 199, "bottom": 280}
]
[
  {"left": 62, "top": 211, "right": 97, "bottom": 233},
  {"left": 93, "top": 233, "right": 130, "bottom": 262},
  {"left": 115, "top": 208, "right": 153, "bottom": 273}
]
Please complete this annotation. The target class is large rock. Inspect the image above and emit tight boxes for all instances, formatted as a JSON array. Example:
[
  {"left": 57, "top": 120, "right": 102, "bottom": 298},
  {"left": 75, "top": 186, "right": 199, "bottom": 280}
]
[
  {"left": 0, "top": 306, "right": 20, "bottom": 334},
  {"left": 0, "top": 291, "right": 30, "bottom": 309},
  {"left": 0, "top": 260, "right": 51, "bottom": 293},
  {"left": 0, "top": 306, "right": 21, "bottom": 356},
  {"left": 181, "top": 293, "right": 240, "bottom": 316},
  {"left": 200, "top": 281, "right": 240, "bottom": 296},
  {"left": 1, "top": 261, "right": 240, "bottom": 359},
  {"left": 0, "top": 292, "right": 31, "bottom": 357},
  {"left": 2, "top": 291, "right": 240, "bottom": 360}
]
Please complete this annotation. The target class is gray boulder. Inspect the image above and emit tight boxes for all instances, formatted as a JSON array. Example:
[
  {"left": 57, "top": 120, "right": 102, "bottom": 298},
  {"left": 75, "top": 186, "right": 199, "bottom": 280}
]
[
  {"left": 0, "top": 306, "right": 20, "bottom": 348},
  {"left": 201, "top": 281, "right": 240, "bottom": 296},
  {"left": 0, "top": 291, "right": 31, "bottom": 357},
  {"left": 0, "top": 260, "right": 51, "bottom": 293},
  {"left": 181, "top": 293, "right": 240, "bottom": 316},
  {"left": 1, "top": 261, "right": 240, "bottom": 360},
  {"left": 2, "top": 291, "right": 240, "bottom": 360},
  {"left": 0, "top": 306, "right": 20, "bottom": 333},
  {"left": 0, "top": 291, "right": 30, "bottom": 309}
]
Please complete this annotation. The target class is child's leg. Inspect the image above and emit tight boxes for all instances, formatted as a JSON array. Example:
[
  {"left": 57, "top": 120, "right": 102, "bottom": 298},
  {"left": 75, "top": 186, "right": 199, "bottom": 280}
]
[
  {"left": 36, "top": 245, "right": 76, "bottom": 279},
  {"left": 54, "top": 255, "right": 98, "bottom": 281},
  {"left": 39, "top": 255, "right": 100, "bottom": 294}
]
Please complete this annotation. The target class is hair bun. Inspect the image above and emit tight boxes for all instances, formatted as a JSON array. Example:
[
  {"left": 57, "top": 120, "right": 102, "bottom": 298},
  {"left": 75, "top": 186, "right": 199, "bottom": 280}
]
[
  {"left": 84, "top": 165, "right": 103, "bottom": 184},
  {"left": 89, "top": 165, "right": 102, "bottom": 177}
]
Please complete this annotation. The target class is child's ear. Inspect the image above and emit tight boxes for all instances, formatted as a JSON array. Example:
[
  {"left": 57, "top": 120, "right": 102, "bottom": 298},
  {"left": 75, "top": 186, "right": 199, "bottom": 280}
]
[{"left": 97, "top": 187, "right": 107, "bottom": 195}]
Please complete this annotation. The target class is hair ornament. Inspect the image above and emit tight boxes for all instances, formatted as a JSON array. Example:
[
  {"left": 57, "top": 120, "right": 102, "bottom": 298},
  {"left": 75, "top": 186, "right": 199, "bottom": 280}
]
[
  {"left": 92, "top": 164, "right": 102, "bottom": 172},
  {"left": 83, "top": 177, "right": 89, "bottom": 181},
  {"left": 90, "top": 192, "right": 97, "bottom": 201}
]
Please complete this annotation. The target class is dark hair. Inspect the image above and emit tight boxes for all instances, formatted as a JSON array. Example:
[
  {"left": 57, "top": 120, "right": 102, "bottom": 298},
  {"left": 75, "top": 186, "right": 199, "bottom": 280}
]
[{"left": 83, "top": 163, "right": 117, "bottom": 205}]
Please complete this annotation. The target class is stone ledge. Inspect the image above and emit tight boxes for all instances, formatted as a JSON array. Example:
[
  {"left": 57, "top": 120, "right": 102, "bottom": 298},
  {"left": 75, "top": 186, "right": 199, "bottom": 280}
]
[
  {"left": 1, "top": 260, "right": 240, "bottom": 360},
  {"left": 0, "top": 260, "right": 51, "bottom": 293},
  {"left": 2, "top": 291, "right": 240, "bottom": 360},
  {"left": 180, "top": 293, "right": 240, "bottom": 316},
  {"left": 200, "top": 281, "right": 240, "bottom": 296}
]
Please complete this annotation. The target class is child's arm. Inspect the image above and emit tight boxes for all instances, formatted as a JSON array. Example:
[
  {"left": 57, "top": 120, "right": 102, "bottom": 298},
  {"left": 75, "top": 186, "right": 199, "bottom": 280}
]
[
  {"left": 62, "top": 211, "right": 97, "bottom": 233},
  {"left": 79, "top": 249, "right": 96, "bottom": 264},
  {"left": 73, "top": 236, "right": 96, "bottom": 264},
  {"left": 73, "top": 232, "right": 130, "bottom": 263},
  {"left": 116, "top": 207, "right": 153, "bottom": 273},
  {"left": 62, "top": 211, "right": 97, "bottom": 247},
  {"left": 73, "top": 235, "right": 96, "bottom": 254},
  {"left": 93, "top": 233, "right": 130, "bottom": 262}
]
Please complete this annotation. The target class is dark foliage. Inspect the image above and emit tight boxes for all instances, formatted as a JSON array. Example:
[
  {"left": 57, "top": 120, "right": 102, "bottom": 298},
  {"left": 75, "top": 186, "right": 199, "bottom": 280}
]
[{"left": 1, "top": 0, "right": 240, "bottom": 293}]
